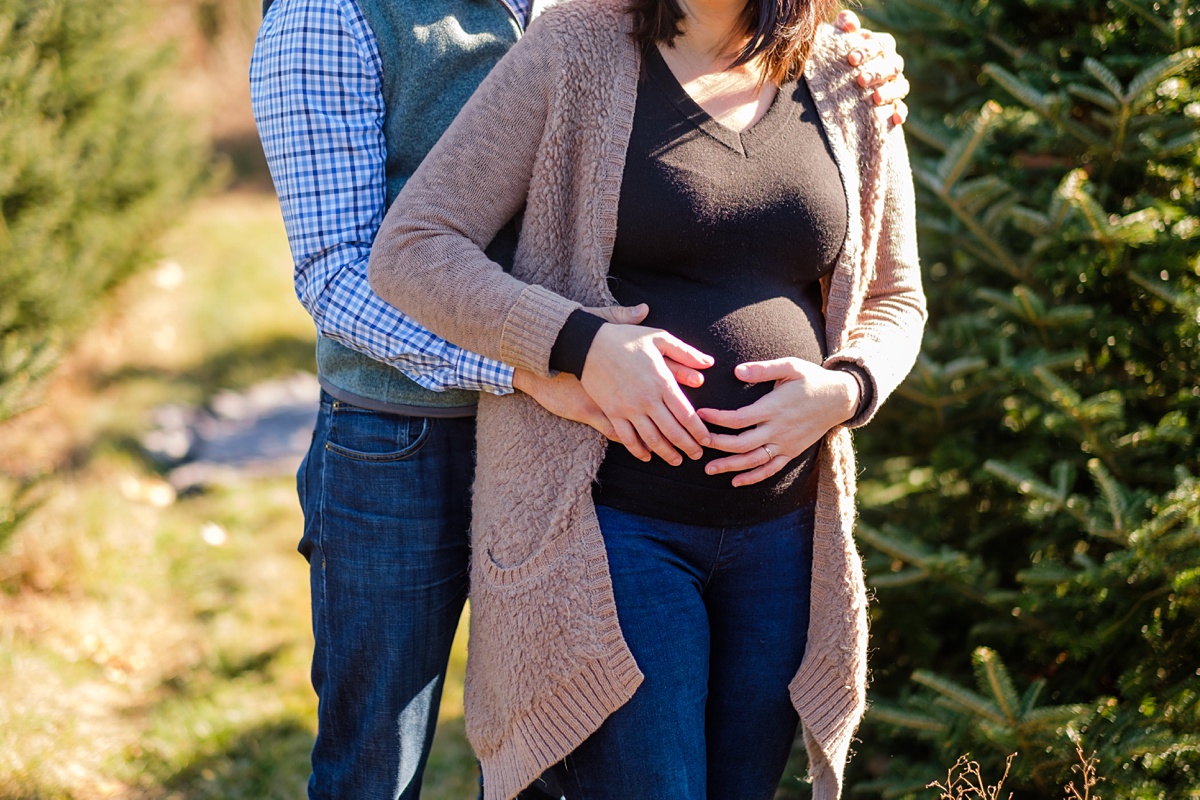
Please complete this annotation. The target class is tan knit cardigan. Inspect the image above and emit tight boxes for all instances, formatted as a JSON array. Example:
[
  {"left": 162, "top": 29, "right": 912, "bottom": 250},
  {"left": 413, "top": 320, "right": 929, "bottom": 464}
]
[{"left": 368, "top": 2, "right": 925, "bottom": 797}]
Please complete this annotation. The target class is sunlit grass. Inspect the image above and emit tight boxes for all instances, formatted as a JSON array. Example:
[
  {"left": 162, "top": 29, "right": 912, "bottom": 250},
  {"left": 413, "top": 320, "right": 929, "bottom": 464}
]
[{"left": 0, "top": 192, "right": 476, "bottom": 800}]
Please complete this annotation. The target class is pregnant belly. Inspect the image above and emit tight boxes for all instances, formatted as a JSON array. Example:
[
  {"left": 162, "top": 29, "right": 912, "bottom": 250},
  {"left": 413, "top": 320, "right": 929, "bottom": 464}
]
[
  {"left": 596, "top": 280, "right": 827, "bottom": 522},
  {"left": 622, "top": 286, "right": 827, "bottom": 414}
]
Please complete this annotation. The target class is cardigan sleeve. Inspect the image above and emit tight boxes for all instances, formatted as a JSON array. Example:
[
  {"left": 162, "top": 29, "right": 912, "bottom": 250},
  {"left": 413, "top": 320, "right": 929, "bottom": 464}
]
[
  {"left": 824, "top": 121, "right": 927, "bottom": 428},
  {"left": 367, "top": 16, "right": 580, "bottom": 376}
]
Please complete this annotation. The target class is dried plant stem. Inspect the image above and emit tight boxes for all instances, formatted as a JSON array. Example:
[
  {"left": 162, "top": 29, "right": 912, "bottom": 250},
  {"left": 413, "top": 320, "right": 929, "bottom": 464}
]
[
  {"left": 927, "top": 753, "right": 1016, "bottom": 800},
  {"left": 1064, "top": 744, "right": 1102, "bottom": 800}
]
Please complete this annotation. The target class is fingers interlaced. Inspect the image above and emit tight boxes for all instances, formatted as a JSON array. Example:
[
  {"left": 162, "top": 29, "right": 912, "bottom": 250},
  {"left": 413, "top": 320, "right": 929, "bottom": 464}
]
[
  {"left": 665, "top": 359, "right": 705, "bottom": 389},
  {"left": 614, "top": 419, "right": 650, "bottom": 462}
]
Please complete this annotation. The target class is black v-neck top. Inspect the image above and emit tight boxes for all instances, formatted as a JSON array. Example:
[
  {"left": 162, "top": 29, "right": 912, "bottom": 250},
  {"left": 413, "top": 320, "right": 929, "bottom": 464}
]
[{"left": 554, "top": 45, "right": 849, "bottom": 525}]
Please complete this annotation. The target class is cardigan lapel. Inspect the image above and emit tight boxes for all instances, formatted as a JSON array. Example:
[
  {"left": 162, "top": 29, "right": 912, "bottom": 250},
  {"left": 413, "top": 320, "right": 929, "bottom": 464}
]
[{"left": 806, "top": 26, "right": 866, "bottom": 358}]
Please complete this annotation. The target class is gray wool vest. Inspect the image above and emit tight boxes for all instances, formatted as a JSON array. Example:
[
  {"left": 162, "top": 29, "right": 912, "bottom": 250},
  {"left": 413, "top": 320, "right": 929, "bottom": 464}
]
[{"left": 266, "top": 0, "right": 525, "bottom": 415}]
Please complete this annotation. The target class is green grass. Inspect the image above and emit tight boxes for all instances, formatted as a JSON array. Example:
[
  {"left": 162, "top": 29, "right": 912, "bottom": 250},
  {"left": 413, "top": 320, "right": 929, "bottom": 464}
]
[{"left": 0, "top": 192, "right": 478, "bottom": 800}]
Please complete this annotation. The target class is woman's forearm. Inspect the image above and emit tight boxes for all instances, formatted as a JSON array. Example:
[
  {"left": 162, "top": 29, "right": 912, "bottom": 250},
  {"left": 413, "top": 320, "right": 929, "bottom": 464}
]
[{"left": 825, "top": 122, "right": 926, "bottom": 424}]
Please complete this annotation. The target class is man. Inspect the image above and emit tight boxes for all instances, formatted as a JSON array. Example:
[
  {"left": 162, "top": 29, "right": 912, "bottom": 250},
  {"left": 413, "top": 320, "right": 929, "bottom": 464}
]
[{"left": 249, "top": 2, "right": 909, "bottom": 798}]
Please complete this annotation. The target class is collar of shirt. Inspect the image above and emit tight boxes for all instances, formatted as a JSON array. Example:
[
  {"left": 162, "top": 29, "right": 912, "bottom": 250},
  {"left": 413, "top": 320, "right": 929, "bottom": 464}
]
[{"left": 503, "top": 0, "right": 530, "bottom": 27}]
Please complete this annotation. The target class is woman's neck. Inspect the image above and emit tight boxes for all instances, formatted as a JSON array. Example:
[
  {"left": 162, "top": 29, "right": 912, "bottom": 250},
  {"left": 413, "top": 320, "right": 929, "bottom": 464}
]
[
  {"left": 657, "top": 1, "right": 777, "bottom": 134},
  {"left": 673, "top": 0, "right": 748, "bottom": 63}
]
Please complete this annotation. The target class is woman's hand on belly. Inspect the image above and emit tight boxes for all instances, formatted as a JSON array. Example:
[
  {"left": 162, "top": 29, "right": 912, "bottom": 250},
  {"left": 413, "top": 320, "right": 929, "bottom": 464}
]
[
  {"left": 581, "top": 323, "right": 715, "bottom": 466},
  {"left": 697, "top": 358, "right": 861, "bottom": 487}
]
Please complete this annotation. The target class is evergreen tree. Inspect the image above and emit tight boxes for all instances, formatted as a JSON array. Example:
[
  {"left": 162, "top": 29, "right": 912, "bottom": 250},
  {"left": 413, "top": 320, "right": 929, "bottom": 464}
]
[
  {"left": 0, "top": 0, "right": 206, "bottom": 423},
  {"left": 848, "top": 1, "right": 1200, "bottom": 797}
]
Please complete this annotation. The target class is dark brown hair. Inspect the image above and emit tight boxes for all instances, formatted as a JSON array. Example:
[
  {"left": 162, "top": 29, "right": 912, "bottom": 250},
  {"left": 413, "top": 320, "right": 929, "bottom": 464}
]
[{"left": 628, "top": 0, "right": 842, "bottom": 84}]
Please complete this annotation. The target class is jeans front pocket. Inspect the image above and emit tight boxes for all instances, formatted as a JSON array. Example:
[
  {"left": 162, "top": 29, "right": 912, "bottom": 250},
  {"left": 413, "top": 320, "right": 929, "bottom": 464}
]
[{"left": 325, "top": 402, "right": 431, "bottom": 462}]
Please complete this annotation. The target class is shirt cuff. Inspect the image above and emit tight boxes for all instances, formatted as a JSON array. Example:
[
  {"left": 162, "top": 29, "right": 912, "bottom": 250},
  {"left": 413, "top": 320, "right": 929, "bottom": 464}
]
[
  {"left": 831, "top": 362, "right": 875, "bottom": 428},
  {"left": 548, "top": 310, "right": 606, "bottom": 379},
  {"left": 449, "top": 350, "right": 516, "bottom": 395}
]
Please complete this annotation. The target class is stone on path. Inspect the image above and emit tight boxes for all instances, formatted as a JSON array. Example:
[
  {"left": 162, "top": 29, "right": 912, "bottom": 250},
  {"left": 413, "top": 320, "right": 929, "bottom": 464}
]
[{"left": 142, "top": 372, "right": 319, "bottom": 490}]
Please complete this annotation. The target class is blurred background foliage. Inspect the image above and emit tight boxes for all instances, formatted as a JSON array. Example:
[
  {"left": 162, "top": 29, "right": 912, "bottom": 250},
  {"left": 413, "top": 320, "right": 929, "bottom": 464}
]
[
  {"left": 852, "top": 0, "right": 1200, "bottom": 797},
  {"left": 0, "top": 0, "right": 209, "bottom": 424},
  {"left": 0, "top": 1, "right": 332, "bottom": 797}
]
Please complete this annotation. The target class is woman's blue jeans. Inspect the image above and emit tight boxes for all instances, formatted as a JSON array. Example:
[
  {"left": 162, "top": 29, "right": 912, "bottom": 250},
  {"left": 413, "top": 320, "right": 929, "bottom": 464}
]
[{"left": 550, "top": 502, "right": 816, "bottom": 800}]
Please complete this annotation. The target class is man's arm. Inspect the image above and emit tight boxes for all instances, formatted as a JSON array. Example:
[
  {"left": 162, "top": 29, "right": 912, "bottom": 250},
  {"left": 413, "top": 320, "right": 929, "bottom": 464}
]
[{"left": 249, "top": 0, "right": 516, "bottom": 394}]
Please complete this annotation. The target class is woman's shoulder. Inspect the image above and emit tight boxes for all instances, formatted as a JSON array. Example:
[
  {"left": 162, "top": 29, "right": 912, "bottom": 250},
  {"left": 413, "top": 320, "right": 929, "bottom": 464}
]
[
  {"left": 518, "top": 0, "right": 635, "bottom": 89},
  {"left": 529, "top": 0, "right": 631, "bottom": 45},
  {"left": 804, "top": 23, "right": 890, "bottom": 145},
  {"left": 804, "top": 24, "right": 860, "bottom": 100}
]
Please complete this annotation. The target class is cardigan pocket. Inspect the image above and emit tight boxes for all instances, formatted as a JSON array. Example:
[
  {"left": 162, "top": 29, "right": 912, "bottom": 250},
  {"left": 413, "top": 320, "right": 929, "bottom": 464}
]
[
  {"left": 480, "top": 519, "right": 575, "bottom": 585},
  {"left": 477, "top": 491, "right": 606, "bottom": 587},
  {"left": 471, "top": 394, "right": 607, "bottom": 587}
]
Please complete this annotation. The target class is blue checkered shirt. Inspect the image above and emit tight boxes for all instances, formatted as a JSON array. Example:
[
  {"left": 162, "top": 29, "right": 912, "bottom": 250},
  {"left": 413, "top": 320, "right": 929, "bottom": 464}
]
[{"left": 250, "top": 0, "right": 531, "bottom": 395}]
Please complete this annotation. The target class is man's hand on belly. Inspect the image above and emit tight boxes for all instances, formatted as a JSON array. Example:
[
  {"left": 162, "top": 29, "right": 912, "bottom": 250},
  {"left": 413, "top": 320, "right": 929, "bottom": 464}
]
[
  {"left": 696, "top": 358, "right": 861, "bottom": 487},
  {"left": 514, "top": 369, "right": 619, "bottom": 443}
]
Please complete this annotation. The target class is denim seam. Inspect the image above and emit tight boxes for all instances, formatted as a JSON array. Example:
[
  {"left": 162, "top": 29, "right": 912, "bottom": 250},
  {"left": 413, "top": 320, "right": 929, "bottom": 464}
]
[
  {"left": 701, "top": 527, "right": 728, "bottom": 592},
  {"left": 314, "top": 421, "right": 335, "bottom": 769},
  {"left": 719, "top": 523, "right": 751, "bottom": 575}
]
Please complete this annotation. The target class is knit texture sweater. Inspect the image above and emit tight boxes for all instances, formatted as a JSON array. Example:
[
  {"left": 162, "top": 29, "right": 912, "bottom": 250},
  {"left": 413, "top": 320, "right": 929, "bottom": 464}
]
[{"left": 367, "top": 2, "right": 926, "bottom": 797}]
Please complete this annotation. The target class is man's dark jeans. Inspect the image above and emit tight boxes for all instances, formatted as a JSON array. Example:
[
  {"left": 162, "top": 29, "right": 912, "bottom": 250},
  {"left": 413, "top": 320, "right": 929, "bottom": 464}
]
[{"left": 298, "top": 392, "right": 475, "bottom": 800}]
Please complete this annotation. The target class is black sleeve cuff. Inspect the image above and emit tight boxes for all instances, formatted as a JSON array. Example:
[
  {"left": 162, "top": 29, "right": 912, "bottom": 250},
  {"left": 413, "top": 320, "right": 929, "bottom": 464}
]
[
  {"left": 832, "top": 363, "right": 874, "bottom": 426},
  {"left": 548, "top": 309, "right": 606, "bottom": 379}
]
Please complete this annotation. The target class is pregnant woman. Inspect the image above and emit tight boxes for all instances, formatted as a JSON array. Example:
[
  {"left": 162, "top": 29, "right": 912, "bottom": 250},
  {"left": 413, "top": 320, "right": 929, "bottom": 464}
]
[{"left": 368, "top": 1, "right": 925, "bottom": 798}]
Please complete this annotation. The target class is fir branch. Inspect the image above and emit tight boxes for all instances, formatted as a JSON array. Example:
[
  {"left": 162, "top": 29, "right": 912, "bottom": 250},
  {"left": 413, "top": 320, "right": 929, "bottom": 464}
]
[
  {"left": 1087, "top": 458, "right": 1130, "bottom": 537},
  {"left": 904, "top": 113, "right": 956, "bottom": 153},
  {"left": 938, "top": 101, "right": 1003, "bottom": 191},
  {"left": 913, "top": 670, "right": 1007, "bottom": 724},
  {"left": 867, "top": 703, "right": 948, "bottom": 732},
  {"left": 1066, "top": 83, "right": 1121, "bottom": 113},
  {"left": 901, "top": 0, "right": 1026, "bottom": 60},
  {"left": 1083, "top": 57, "right": 1125, "bottom": 101},
  {"left": 1128, "top": 270, "right": 1200, "bottom": 313},
  {"left": 982, "top": 65, "right": 1106, "bottom": 147},
  {"left": 1126, "top": 47, "right": 1200, "bottom": 109},
  {"left": 1110, "top": 0, "right": 1177, "bottom": 38},
  {"left": 974, "top": 647, "right": 1021, "bottom": 721},
  {"left": 871, "top": 567, "right": 935, "bottom": 588},
  {"left": 857, "top": 521, "right": 936, "bottom": 566}
]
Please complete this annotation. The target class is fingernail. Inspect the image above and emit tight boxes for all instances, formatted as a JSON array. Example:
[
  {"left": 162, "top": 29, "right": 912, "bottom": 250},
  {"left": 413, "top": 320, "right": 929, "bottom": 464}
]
[
  {"left": 701, "top": 436, "right": 711, "bottom": 447},
  {"left": 705, "top": 465, "right": 716, "bottom": 475}
]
